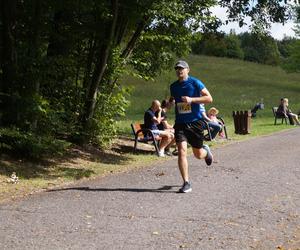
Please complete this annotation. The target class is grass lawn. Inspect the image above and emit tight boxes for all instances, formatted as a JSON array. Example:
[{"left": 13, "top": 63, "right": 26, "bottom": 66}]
[{"left": 1, "top": 54, "right": 300, "bottom": 203}]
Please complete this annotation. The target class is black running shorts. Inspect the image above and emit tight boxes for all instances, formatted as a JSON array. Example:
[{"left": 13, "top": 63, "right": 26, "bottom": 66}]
[{"left": 174, "top": 120, "right": 206, "bottom": 149}]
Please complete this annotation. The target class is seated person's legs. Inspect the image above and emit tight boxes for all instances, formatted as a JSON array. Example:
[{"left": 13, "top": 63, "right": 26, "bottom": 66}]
[
  {"left": 208, "top": 122, "right": 222, "bottom": 139},
  {"left": 152, "top": 130, "right": 174, "bottom": 155},
  {"left": 290, "top": 113, "right": 300, "bottom": 125}
]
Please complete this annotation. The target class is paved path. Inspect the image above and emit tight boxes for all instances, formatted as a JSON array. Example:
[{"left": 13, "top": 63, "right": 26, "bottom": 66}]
[{"left": 1, "top": 129, "right": 300, "bottom": 250}]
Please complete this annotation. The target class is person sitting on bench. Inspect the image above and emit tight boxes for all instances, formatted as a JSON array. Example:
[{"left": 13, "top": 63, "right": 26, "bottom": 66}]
[
  {"left": 144, "top": 100, "right": 174, "bottom": 157},
  {"left": 200, "top": 104, "right": 222, "bottom": 140},
  {"left": 276, "top": 98, "right": 300, "bottom": 126},
  {"left": 156, "top": 98, "right": 177, "bottom": 155}
]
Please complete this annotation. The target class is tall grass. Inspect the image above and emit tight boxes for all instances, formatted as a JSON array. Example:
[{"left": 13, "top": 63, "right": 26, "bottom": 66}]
[{"left": 118, "top": 54, "right": 300, "bottom": 138}]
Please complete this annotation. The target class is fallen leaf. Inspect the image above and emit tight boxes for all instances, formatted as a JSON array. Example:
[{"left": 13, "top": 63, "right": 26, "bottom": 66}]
[{"left": 155, "top": 172, "right": 165, "bottom": 177}]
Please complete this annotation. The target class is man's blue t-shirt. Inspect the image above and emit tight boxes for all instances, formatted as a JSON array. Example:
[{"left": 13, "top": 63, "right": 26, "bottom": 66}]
[
  {"left": 170, "top": 76, "right": 206, "bottom": 124},
  {"left": 144, "top": 108, "right": 158, "bottom": 130}
]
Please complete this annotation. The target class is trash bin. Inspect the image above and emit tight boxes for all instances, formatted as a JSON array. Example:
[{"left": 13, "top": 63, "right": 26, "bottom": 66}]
[{"left": 232, "top": 110, "right": 251, "bottom": 134}]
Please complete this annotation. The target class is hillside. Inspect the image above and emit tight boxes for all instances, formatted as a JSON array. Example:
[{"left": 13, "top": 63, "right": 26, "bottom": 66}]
[{"left": 121, "top": 54, "right": 300, "bottom": 123}]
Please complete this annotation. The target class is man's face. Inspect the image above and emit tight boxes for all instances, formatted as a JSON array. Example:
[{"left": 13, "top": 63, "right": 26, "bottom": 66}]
[{"left": 175, "top": 67, "right": 189, "bottom": 79}]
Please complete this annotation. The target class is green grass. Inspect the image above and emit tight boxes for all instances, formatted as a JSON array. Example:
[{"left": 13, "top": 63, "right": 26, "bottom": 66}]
[{"left": 118, "top": 54, "right": 300, "bottom": 137}]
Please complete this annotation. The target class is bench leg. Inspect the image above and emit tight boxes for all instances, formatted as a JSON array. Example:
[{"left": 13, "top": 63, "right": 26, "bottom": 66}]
[
  {"left": 153, "top": 140, "right": 160, "bottom": 156},
  {"left": 133, "top": 136, "right": 138, "bottom": 153},
  {"left": 223, "top": 125, "right": 228, "bottom": 139}
]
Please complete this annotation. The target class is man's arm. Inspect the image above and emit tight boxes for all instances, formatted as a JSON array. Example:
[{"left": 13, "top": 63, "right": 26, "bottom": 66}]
[
  {"left": 201, "top": 111, "right": 211, "bottom": 122},
  {"left": 181, "top": 88, "right": 213, "bottom": 104},
  {"left": 152, "top": 108, "right": 162, "bottom": 124}
]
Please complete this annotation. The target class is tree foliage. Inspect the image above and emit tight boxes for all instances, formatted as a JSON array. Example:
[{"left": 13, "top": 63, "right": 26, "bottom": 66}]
[
  {"left": 240, "top": 32, "right": 280, "bottom": 65},
  {"left": 282, "top": 5, "right": 300, "bottom": 73},
  {"left": 191, "top": 31, "right": 281, "bottom": 65},
  {"left": 224, "top": 31, "right": 244, "bottom": 59}
]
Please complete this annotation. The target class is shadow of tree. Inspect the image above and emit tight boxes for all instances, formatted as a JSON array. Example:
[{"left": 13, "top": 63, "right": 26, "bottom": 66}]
[
  {"left": 64, "top": 144, "right": 134, "bottom": 165},
  {"left": 0, "top": 160, "right": 49, "bottom": 179},
  {"left": 51, "top": 167, "right": 95, "bottom": 180},
  {"left": 113, "top": 144, "right": 157, "bottom": 156},
  {"left": 0, "top": 137, "right": 157, "bottom": 180}
]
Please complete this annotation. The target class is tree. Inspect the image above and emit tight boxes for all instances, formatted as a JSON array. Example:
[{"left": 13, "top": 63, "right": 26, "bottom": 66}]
[
  {"left": 224, "top": 30, "right": 244, "bottom": 59},
  {"left": 200, "top": 32, "right": 227, "bottom": 57},
  {"left": 282, "top": 5, "right": 300, "bottom": 73},
  {"left": 0, "top": 0, "right": 18, "bottom": 126},
  {"left": 277, "top": 36, "right": 297, "bottom": 58},
  {"left": 78, "top": 0, "right": 218, "bottom": 143},
  {"left": 239, "top": 32, "right": 280, "bottom": 65}
]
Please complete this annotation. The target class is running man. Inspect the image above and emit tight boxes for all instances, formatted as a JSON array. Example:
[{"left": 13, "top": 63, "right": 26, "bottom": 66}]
[{"left": 170, "top": 60, "right": 213, "bottom": 193}]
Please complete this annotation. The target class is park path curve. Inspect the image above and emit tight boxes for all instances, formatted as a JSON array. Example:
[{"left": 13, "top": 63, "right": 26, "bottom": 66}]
[{"left": 1, "top": 128, "right": 300, "bottom": 250}]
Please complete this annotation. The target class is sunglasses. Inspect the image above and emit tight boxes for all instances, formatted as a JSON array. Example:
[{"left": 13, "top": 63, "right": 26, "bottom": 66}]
[{"left": 175, "top": 67, "right": 185, "bottom": 70}]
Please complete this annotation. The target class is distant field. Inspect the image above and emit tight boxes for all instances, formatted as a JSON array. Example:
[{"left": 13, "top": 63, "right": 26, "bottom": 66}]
[{"left": 118, "top": 54, "right": 300, "bottom": 138}]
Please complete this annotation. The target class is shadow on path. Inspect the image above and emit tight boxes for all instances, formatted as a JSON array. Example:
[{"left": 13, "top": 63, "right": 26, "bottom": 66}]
[{"left": 47, "top": 185, "right": 181, "bottom": 194}]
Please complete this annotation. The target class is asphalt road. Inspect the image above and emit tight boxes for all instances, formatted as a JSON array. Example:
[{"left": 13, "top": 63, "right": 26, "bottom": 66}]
[{"left": 1, "top": 128, "right": 300, "bottom": 250}]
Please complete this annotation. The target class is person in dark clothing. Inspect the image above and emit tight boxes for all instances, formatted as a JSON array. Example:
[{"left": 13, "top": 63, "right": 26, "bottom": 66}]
[
  {"left": 144, "top": 100, "right": 174, "bottom": 157},
  {"left": 156, "top": 99, "right": 177, "bottom": 155}
]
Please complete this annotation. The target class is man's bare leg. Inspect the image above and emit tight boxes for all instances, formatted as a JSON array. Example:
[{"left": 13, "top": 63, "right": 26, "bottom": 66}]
[
  {"left": 177, "top": 141, "right": 192, "bottom": 193},
  {"left": 192, "top": 147, "right": 207, "bottom": 159},
  {"left": 193, "top": 145, "right": 213, "bottom": 166},
  {"left": 177, "top": 141, "right": 189, "bottom": 182}
]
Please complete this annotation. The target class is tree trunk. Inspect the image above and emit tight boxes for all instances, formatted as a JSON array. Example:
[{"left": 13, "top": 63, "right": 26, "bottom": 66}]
[
  {"left": 0, "top": 0, "right": 17, "bottom": 126},
  {"left": 80, "top": 0, "right": 119, "bottom": 132},
  {"left": 106, "top": 16, "right": 150, "bottom": 91},
  {"left": 82, "top": 37, "right": 96, "bottom": 90},
  {"left": 121, "top": 17, "right": 149, "bottom": 59},
  {"left": 28, "top": 0, "right": 42, "bottom": 130},
  {"left": 47, "top": 9, "right": 72, "bottom": 57}
]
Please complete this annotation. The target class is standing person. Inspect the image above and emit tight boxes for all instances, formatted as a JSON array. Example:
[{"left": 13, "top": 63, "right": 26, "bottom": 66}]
[
  {"left": 170, "top": 60, "right": 213, "bottom": 193},
  {"left": 144, "top": 100, "right": 174, "bottom": 157}
]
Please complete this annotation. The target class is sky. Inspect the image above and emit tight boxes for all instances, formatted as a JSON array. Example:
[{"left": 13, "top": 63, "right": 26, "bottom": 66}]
[{"left": 211, "top": 6, "right": 296, "bottom": 40}]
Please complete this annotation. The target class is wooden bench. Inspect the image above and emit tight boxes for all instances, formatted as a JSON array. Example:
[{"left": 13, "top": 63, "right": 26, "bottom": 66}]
[
  {"left": 272, "top": 107, "right": 288, "bottom": 125},
  {"left": 131, "top": 123, "right": 162, "bottom": 156}
]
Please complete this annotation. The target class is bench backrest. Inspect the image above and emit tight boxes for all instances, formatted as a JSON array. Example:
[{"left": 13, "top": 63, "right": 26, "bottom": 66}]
[
  {"left": 272, "top": 107, "right": 278, "bottom": 116},
  {"left": 131, "top": 123, "right": 145, "bottom": 139},
  {"left": 131, "top": 123, "right": 162, "bottom": 142}
]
